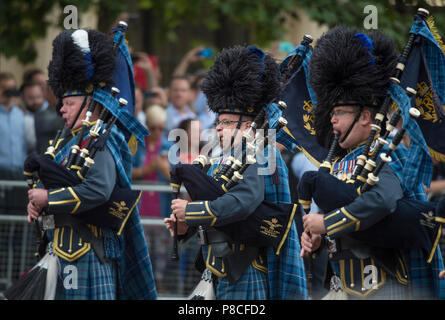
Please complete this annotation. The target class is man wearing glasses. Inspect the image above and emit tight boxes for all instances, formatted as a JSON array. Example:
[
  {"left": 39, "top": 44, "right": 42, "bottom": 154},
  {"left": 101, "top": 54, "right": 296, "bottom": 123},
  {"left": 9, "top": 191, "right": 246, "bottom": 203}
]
[
  {"left": 301, "top": 26, "right": 444, "bottom": 300},
  {"left": 165, "top": 46, "right": 307, "bottom": 300}
]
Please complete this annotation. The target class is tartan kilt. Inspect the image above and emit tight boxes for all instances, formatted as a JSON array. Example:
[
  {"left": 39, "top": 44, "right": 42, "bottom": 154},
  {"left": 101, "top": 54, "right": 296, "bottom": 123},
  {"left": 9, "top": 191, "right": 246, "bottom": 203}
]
[
  {"left": 215, "top": 264, "right": 268, "bottom": 300},
  {"left": 267, "top": 221, "right": 308, "bottom": 300},
  {"left": 214, "top": 222, "right": 308, "bottom": 300},
  {"left": 55, "top": 249, "right": 118, "bottom": 300}
]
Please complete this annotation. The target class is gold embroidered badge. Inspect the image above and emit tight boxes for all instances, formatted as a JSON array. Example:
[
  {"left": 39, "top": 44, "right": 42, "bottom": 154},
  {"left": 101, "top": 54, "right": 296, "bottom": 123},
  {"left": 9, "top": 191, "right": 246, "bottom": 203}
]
[
  {"left": 109, "top": 201, "right": 128, "bottom": 219},
  {"left": 302, "top": 100, "right": 316, "bottom": 135},
  {"left": 416, "top": 81, "right": 441, "bottom": 123},
  {"left": 260, "top": 218, "right": 283, "bottom": 238},
  {"left": 420, "top": 211, "right": 436, "bottom": 229}
]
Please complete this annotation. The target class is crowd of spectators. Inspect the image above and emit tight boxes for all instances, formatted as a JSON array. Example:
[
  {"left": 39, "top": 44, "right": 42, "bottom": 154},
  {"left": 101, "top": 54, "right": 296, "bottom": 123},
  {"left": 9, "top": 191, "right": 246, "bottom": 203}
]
[{"left": 0, "top": 69, "right": 63, "bottom": 215}]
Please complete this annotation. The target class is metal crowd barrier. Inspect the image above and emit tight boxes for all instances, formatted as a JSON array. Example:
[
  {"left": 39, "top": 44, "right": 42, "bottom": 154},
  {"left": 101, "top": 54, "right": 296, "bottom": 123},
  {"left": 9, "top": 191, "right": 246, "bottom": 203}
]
[{"left": 0, "top": 179, "right": 200, "bottom": 299}]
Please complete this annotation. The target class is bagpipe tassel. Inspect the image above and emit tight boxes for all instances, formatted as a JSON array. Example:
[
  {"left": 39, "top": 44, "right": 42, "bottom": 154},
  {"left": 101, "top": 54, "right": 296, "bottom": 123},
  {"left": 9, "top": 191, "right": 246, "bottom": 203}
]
[{"left": 3, "top": 244, "right": 60, "bottom": 300}]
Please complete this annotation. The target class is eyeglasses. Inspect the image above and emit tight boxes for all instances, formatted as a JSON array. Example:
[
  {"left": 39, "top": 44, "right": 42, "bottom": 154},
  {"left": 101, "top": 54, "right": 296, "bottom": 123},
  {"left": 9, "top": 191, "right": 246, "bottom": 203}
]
[
  {"left": 215, "top": 119, "right": 248, "bottom": 127},
  {"left": 329, "top": 110, "right": 359, "bottom": 118}
]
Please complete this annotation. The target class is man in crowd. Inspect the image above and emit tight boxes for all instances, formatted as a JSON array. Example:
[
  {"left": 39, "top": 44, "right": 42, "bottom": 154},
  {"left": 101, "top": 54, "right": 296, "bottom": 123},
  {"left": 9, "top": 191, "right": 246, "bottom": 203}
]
[
  {"left": 20, "top": 81, "right": 64, "bottom": 154},
  {"left": 165, "top": 76, "right": 195, "bottom": 133}
]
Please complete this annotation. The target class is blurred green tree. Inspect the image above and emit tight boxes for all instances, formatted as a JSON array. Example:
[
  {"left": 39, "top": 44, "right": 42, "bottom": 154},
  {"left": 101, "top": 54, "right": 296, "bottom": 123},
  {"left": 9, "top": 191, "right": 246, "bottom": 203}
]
[
  {"left": 138, "top": 0, "right": 445, "bottom": 49},
  {"left": 297, "top": 0, "right": 445, "bottom": 50},
  {"left": 0, "top": 0, "right": 124, "bottom": 64},
  {"left": 1, "top": 0, "right": 443, "bottom": 64}
]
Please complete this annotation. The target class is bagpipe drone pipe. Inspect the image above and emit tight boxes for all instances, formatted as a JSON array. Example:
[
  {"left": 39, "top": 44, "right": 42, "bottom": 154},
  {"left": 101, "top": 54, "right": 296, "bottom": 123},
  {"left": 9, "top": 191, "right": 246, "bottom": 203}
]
[
  {"left": 298, "top": 128, "right": 445, "bottom": 259},
  {"left": 297, "top": 9, "right": 445, "bottom": 261},
  {"left": 169, "top": 101, "right": 298, "bottom": 255},
  {"left": 24, "top": 91, "right": 139, "bottom": 234},
  {"left": 24, "top": 21, "right": 143, "bottom": 238}
]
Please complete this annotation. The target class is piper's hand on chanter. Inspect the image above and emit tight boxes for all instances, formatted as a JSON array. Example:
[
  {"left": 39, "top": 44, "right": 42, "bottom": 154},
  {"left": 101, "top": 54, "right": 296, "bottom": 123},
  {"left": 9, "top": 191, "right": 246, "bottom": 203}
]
[
  {"left": 300, "top": 231, "right": 322, "bottom": 257},
  {"left": 171, "top": 198, "right": 188, "bottom": 221},
  {"left": 28, "top": 189, "right": 48, "bottom": 211},
  {"left": 302, "top": 213, "right": 326, "bottom": 234},
  {"left": 165, "top": 198, "right": 189, "bottom": 236},
  {"left": 164, "top": 213, "right": 188, "bottom": 237},
  {"left": 27, "top": 201, "right": 41, "bottom": 223}
]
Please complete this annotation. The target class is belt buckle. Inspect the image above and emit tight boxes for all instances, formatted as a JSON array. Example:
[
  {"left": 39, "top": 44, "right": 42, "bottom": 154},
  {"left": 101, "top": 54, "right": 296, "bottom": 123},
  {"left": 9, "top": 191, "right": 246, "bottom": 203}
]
[
  {"left": 325, "top": 235, "right": 337, "bottom": 258},
  {"left": 42, "top": 215, "right": 55, "bottom": 230},
  {"left": 197, "top": 226, "right": 208, "bottom": 245},
  {"left": 329, "top": 275, "right": 343, "bottom": 292}
]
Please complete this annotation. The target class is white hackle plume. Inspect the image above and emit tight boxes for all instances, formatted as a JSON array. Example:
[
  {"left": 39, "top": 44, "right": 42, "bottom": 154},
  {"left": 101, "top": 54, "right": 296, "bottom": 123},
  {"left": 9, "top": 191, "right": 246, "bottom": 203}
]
[{"left": 71, "top": 29, "right": 90, "bottom": 53}]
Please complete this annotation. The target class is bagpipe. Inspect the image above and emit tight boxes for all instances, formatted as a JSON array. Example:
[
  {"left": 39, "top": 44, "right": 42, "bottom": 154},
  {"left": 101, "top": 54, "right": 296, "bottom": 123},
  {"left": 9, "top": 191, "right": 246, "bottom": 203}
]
[
  {"left": 297, "top": 8, "right": 445, "bottom": 262},
  {"left": 169, "top": 100, "right": 298, "bottom": 260},
  {"left": 24, "top": 21, "right": 142, "bottom": 252},
  {"left": 24, "top": 91, "right": 139, "bottom": 236}
]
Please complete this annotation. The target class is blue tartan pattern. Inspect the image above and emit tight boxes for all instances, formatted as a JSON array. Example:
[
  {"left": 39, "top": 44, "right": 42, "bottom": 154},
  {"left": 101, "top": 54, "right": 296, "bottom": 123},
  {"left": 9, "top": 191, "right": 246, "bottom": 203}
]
[
  {"left": 91, "top": 88, "right": 149, "bottom": 146},
  {"left": 208, "top": 145, "right": 307, "bottom": 300},
  {"left": 53, "top": 127, "right": 157, "bottom": 300},
  {"left": 267, "top": 222, "right": 307, "bottom": 300},
  {"left": 216, "top": 264, "right": 268, "bottom": 300},
  {"left": 55, "top": 249, "right": 118, "bottom": 300},
  {"left": 388, "top": 79, "right": 445, "bottom": 299},
  {"left": 388, "top": 82, "right": 433, "bottom": 196},
  {"left": 94, "top": 127, "right": 157, "bottom": 300},
  {"left": 410, "top": 18, "right": 445, "bottom": 105},
  {"left": 260, "top": 146, "right": 307, "bottom": 300}
]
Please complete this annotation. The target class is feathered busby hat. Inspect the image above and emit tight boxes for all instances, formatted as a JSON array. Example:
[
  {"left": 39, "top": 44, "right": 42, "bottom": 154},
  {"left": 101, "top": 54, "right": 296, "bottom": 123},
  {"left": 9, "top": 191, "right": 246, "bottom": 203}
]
[
  {"left": 309, "top": 26, "right": 398, "bottom": 148},
  {"left": 48, "top": 29, "right": 115, "bottom": 104},
  {"left": 201, "top": 45, "right": 280, "bottom": 116}
]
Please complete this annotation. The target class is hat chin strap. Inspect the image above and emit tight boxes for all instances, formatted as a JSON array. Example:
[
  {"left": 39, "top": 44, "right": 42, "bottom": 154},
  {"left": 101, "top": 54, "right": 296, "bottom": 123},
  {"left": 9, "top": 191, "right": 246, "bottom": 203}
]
[
  {"left": 229, "top": 114, "right": 244, "bottom": 155},
  {"left": 70, "top": 96, "right": 89, "bottom": 130},
  {"left": 339, "top": 106, "right": 363, "bottom": 144}
]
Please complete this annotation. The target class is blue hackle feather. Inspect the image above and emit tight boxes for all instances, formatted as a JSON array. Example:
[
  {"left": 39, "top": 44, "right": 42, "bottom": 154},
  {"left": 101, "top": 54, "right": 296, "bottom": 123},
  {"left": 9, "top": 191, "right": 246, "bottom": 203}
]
[
  {"left": 354, "top": 33, "right": 375, "bottom": 65},
  {"left": 247, "top": 45, "right": 265, "bottom": 82},
  {"left": 84, "top": 52, "right": 94, "bottom": 79}
]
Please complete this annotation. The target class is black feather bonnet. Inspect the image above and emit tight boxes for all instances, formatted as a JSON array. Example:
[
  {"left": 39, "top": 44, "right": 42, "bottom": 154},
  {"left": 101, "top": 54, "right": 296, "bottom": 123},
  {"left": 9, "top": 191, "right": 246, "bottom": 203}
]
[
  {"left": 47, "top": 29, "right": 115, "bottom": 100},
  {"left": 309, "top": 26, "right": 398, "bottom": 148},
  {"left": 201, "top": 45, "right": 280, "bottom": 116}
]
